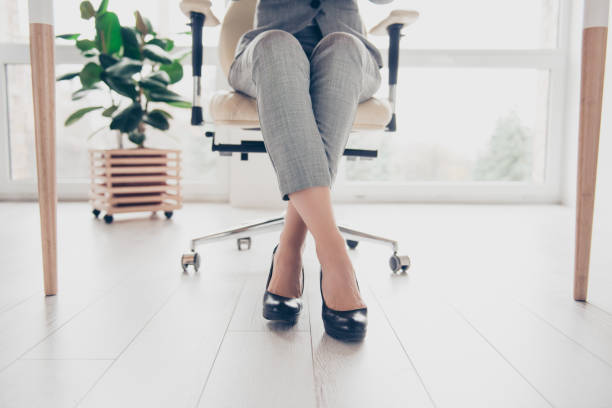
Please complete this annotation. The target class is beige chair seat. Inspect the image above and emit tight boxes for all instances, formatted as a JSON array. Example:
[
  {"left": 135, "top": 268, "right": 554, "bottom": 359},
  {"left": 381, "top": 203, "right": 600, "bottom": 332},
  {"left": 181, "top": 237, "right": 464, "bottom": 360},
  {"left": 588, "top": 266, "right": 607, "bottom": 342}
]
[{"left": 210, "top": 90, "right": 392, "bottom": 131}]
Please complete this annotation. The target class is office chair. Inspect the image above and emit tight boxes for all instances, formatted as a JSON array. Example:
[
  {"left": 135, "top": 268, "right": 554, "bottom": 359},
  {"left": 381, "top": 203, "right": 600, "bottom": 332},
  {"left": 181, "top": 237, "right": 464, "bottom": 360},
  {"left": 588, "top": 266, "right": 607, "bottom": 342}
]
[{"left": 179, "top": 0, "right": 418, "bottom": 274}]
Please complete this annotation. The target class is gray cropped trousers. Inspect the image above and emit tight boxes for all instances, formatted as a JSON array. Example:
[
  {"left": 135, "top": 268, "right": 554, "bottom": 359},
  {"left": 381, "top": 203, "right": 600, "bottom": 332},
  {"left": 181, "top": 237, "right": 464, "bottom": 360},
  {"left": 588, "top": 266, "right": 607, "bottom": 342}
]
[{"left": 228, "top": 24, "right": 382, "bottom": 201}]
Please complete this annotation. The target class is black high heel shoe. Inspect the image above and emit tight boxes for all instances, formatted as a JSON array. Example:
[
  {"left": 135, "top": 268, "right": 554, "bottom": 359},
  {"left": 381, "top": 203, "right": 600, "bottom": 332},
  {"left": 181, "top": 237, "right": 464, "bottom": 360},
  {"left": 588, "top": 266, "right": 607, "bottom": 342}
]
[
  {"left": 320, "top": 268, "right": 368, "bottom": 341},
  {"left": 262, "top": 244, "right": 304, "bottom": 324}
]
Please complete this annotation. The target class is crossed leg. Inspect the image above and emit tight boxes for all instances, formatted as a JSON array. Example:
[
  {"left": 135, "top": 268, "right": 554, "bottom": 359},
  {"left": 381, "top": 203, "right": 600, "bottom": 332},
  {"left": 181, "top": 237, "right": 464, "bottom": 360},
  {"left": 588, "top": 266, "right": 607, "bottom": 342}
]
[{"left": 229, "top": 30, "right": 380, "bottom": 310}]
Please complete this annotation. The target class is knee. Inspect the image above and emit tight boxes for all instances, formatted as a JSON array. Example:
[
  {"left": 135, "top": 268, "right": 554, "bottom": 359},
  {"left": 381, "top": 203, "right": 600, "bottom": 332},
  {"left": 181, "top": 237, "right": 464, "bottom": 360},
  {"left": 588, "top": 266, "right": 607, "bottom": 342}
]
[
  {"left": 252, "top": 30, "right": 309, "bottom": 69},
  {"left": 311, "top": 32, "right": 365, "bottom": 65}
]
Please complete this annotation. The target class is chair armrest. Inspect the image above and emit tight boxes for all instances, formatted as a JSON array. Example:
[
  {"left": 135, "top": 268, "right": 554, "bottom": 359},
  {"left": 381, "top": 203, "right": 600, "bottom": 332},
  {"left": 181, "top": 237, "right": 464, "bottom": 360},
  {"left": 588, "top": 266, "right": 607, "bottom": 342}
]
[
  {"left": 180, "top": 0, "right": 221, "bottom": 125},
  {"left": 369, "top": 10, "right": 419, "bottom": 131},
  {"left": 180, "top": 0, "right": 221, "bottom": 26},
  {"left": 369, "top": 10, "right": 419, "bottom": 37}
]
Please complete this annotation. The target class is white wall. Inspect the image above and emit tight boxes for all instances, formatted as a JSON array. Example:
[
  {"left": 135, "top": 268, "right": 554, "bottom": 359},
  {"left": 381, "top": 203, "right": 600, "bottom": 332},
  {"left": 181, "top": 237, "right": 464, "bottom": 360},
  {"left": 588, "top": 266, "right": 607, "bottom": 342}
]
[{"left": 561, "top": 0, "right": 586, "bottom": 207}]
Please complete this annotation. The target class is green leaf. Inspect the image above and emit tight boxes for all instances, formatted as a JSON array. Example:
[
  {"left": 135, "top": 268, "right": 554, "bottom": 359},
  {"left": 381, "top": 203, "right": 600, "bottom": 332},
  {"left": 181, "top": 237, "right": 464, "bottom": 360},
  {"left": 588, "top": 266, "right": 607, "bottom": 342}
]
[
  {"left": 76, "top": 39, "right": 96, "bottom": 51},
  {"left": 83, "top": 51, "right": 98, "bottom": 58},
  {"left": 64, "top": 106, "right": 103, "bottom": 126},
  {"left": 160, "top": 60, "right": 183, "bottom": 84},
  {"left": 146, "top": 88, "right": 186, "bottom": 103},
  {"left": 79, "top": 62, "right": 103, "bottom": 87},
  {"left": 101, "top": 74, "right": 138, "bottom": 100},
  {"left": 153, "top": 109, "right": 173, "bottom": 119},
  {"left": 128, "top": 131, "right": 145, "bottom": 146},
  {"left": 120, "top": 27, "right": 142, "bottom": 60},
  {"left": 110, "top": 103, "right": 143, "bottom": 133},
  {"left": 142, "top": 44, "right": 172, "bottom": 65},
  {"left": 99, "top": 54, "right": 118, "bottom": 69},
  {"left": 104, "top": 58, "right": 142, "bottom": 77},
  {"left": 147, "top": 38, "right": 174, "bottom": 52},
  {"left": 71, "top": 86, "right": 101, "bottom": 101},
  {"left": 166, "top": 100, "right": 191, "bottom": 109},
  {"left": 95, "top": 12, "right": 122, "bottom": 54},
  {"left": 102, "top": 105, "right": 119, "bottom": 117},
  {"left": 97, "top": 0, "right": 109, "bottom": 15},
  {"left": 57, "top": 72, "right": 80, "bottom": 81},
  {"left": 165, "top": 39, "right": 174, "bottom": 52},
  {"left": 143, "top": 110, "right": 170, "bottom": 130},
  {"left": 80, "top": 1, "right": 95, "bottom": 19},
  {"left": 139, "top": 78, "right": 168, "bottom": 93},
  {"left": 56, "top": 33, "right": 80, "bottom": 40},
  {"left": 146, "top": 71, "right": 170, "bottom": 85}
]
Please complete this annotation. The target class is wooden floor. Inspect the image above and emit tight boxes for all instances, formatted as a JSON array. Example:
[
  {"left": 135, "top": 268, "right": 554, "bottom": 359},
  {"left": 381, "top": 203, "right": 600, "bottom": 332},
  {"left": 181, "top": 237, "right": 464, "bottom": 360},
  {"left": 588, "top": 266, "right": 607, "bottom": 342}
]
[{"left": 0, "top": 202, "right": 611, "bottom": 408}]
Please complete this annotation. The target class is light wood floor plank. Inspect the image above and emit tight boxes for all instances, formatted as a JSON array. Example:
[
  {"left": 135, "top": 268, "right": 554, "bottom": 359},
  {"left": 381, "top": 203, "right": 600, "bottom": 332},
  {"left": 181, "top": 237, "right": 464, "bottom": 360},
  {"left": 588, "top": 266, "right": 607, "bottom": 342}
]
[
  {"left": 22, "top": 274, "right": 181, "bottom": 359},
  {"left": 308, "top": 273, "right": 434, "bottom": 408},
  {"left": 450, "top": 295, "right": 612, "bottom": 408},
  {"left": 198, "top": 331, "right": 316, "bottom": 408},
  {"left": 77, "top": 276, "right": 244, "bottom": 408},
  {"left": 0, "top": 359, "right": 112, "bottom": 408},
  {"left": 369, "top": 274, "right": 551, "bottom": 408}
]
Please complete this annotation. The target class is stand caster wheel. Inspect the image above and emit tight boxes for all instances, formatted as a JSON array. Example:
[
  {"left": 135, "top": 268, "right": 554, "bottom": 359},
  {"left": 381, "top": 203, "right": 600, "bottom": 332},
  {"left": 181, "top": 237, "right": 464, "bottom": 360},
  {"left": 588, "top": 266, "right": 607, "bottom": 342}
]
[
  {"left": 92, "top": 209, "right": 101, "bottom": 218},
  {"left": 104, "top": 214, "right": 114, "bottom": 224},
  {"left": 164, "top": 211, "right": 173, "bottom": 219},
  {"left": 389, "top": 254, "right": 410, "bottom": 274},
  {"left": 237, "top": 237, "right": 251, "bottom": 251},
  {"left": 346, "top": 239, "right": 359, "bottom": 249},
  {"left": 181, "top": 252, "right": 201, "bottom": 272}
]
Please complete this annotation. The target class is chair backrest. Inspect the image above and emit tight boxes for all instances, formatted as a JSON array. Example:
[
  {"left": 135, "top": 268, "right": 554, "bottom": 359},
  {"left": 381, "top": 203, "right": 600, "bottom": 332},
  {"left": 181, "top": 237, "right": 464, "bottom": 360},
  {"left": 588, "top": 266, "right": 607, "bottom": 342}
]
[{"left": 218, "top": 0, "right": 257, "bottom": 78}]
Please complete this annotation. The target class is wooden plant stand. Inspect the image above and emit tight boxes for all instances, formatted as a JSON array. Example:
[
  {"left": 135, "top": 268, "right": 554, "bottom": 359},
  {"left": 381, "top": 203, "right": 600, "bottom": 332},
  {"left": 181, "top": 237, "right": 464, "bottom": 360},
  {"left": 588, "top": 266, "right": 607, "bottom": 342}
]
[{"left": 89, "top": 148, "right": 182, "bottom": 223}]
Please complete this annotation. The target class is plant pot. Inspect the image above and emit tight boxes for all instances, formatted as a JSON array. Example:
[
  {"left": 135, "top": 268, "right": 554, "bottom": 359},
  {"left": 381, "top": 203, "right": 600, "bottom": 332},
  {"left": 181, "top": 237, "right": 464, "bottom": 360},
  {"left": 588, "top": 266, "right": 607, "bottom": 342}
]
[{"left": 89, "top": 147, "right": 182, "bottom": 223}]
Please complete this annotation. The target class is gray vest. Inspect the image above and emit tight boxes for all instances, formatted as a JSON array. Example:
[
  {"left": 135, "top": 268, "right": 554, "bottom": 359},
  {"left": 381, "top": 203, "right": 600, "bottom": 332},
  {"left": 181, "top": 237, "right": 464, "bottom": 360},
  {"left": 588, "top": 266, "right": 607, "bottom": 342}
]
[{"left": 233, "top": 0, "right": 392, "bottom": 69}]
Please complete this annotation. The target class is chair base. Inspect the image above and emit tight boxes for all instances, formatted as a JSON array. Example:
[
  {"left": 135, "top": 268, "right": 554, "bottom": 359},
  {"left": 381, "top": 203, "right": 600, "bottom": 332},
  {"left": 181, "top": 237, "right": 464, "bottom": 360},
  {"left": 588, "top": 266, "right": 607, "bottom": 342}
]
[{"left": 180, "top": 214, "right": 411, "bottom": 274}]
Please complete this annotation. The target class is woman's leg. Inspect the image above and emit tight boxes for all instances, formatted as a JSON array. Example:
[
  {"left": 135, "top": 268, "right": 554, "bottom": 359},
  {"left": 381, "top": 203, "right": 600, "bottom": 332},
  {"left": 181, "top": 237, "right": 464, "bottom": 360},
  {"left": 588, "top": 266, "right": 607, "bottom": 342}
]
[
  {"left": 229, "top": 29, "right": 332, "bottom": 201},
  {"left": 290, "top": 33, "right": 382, "bottom": 311},
  {"left": 289, "top": 186, "right": 366, "bottom": 310},
  {"left": 228, "top": 30, "right": 331, "bottom": 297},
  {"left": 266, "top": 201, "right": 307, "bottom": 297}
]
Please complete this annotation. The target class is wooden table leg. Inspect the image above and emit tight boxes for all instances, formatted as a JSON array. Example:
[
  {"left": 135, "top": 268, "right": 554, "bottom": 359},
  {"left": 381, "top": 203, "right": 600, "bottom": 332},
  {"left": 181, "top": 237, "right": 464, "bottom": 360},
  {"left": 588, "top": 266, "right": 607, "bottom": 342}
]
[
  {"left": 28, "top": 1, "right": 57, "bottom": 295},
  {"left": 574, "top": 0, "right": 609, "bottom": 301}
]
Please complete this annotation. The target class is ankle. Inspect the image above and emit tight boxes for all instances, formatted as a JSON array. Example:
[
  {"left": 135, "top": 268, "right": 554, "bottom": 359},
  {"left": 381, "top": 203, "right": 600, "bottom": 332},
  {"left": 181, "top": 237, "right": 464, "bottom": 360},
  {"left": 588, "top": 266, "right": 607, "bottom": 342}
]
[{"left": 279, "top": 234, "right": 306, "bottom": 253}]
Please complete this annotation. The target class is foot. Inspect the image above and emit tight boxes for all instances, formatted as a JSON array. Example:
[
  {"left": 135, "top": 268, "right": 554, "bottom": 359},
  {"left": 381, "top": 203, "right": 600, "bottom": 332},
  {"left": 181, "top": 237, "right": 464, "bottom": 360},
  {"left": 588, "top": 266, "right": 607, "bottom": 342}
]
[
  {"left": 317, "top": 234, "right": 366, "bottom": 311},
  {"left": 266, "top": 242, "right": 304, "bottom": 298}
]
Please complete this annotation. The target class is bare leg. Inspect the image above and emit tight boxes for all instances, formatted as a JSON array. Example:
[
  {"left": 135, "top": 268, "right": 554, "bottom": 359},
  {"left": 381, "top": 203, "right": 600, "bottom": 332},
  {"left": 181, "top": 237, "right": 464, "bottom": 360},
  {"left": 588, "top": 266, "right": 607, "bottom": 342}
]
[
  {"left": 289, "top": 186, "right": 366, "bottom": 311},
  {"left": 267, "top": 201, "right": 307, "bottom": 298}
]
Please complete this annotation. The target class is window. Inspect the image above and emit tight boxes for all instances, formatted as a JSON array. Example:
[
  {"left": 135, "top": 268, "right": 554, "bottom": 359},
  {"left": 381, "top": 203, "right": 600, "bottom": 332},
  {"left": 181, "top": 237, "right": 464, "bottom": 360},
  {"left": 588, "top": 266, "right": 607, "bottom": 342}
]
[
  {"left": 343, "top": 67, "right": 549, "bottom": 183},
  {"left": 333, "top": 0, "right": 565, "bottom": 201},
  {"left": 0, "top": 0, "right": 569, "bottom": 202}
]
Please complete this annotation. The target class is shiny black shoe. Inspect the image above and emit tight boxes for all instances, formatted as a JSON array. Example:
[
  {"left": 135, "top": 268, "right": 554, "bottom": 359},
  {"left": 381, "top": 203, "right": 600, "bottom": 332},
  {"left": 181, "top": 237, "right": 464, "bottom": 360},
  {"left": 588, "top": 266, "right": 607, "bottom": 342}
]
[
  {"left": 320, "top": 268, "right": 367, "bottom": 342},
  {"left": 262, "top": 244, "right": 304, "bottom": 324}
]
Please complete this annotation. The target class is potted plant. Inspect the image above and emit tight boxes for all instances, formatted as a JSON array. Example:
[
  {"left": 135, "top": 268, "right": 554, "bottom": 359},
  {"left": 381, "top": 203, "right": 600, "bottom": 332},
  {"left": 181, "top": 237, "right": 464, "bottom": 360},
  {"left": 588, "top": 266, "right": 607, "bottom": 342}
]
[{"left": 58, "top": 0, "right": 188, "bottom": 223}]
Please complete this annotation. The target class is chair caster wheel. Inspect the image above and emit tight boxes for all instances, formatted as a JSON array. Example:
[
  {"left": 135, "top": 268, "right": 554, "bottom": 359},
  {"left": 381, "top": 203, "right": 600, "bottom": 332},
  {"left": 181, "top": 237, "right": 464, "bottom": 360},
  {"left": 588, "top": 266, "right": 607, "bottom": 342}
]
[
  {"left": 181, "top": 252, "right": 201, "bottom": 272},
  {"left": 104, "top": 214, "right": 114, "bottom": 224},
  {"left": 92, "top": 209, "right": 101, "bottom": 218},
  {"left": 164, "top": 211, "right": 173, "bottom": 219},
  {"left": 237, "top": 237, "right": 251, "bottom": 251},
  {"left": 346, "top": 239, "right": 359, "bottom": 249},
  {"left": 389, "top": 254, "right": 410, "bottom": 274}
]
